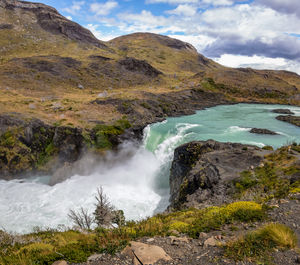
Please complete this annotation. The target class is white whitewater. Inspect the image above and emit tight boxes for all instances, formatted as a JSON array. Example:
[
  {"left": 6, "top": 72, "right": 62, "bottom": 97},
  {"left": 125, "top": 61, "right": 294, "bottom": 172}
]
[{"left": 0, "top": 103, "right": 300, "bottom": 233}]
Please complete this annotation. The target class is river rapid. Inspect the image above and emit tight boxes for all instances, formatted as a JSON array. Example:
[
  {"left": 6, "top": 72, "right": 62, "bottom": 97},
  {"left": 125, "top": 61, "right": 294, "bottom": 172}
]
[{"left": 0, "top": 104, "right": 300, "bottom": 233}]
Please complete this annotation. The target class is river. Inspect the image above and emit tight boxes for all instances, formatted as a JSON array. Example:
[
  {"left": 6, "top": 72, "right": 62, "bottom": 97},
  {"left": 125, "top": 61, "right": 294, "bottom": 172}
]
[{"left": 0, "top": 104, "right": 300, "bottom": 233}]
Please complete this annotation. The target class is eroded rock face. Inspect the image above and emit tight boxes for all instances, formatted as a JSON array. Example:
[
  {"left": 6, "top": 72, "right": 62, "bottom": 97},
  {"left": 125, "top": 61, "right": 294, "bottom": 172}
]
[
  {"left": 0, "top": 114, "right": 85, "bottom": 180},
  {"left": 169, "top": 140, "right": 264, "bottom": 209},
  {"left": 1, "top": 0, "right": 106, "bottom": 48},
  {"left": 118, "top": 57, "right": 163, "bottom": 77}
]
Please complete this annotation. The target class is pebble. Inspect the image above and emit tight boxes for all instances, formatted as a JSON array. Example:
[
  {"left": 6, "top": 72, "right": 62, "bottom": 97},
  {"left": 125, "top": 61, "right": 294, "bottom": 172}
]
[{"left": 29, "top": 103, "right": 36, "bottom": 109}]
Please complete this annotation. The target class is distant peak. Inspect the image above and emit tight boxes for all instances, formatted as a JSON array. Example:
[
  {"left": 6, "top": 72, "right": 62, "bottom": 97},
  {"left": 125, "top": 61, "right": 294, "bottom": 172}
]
[
  {"left": 111, "top": 32, "right": 197, "bottom": 52},
  {"left": 1, "top": 0, "right": 107, "bottom": 49}
]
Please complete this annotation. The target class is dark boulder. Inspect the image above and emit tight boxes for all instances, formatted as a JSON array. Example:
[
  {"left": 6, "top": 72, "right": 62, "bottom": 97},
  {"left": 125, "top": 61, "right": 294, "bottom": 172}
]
[
  {"left": 250, "top": 128, "right": 278, "bottom": 135},
  {"left": 272, "top": 109, "right": 295, "bottom": 115},
  {"left": 276, "top": 115, "right": 300, "bottom": 127},
  {"left": 169, "top": 140, "right": 264, "bottom": 210}
]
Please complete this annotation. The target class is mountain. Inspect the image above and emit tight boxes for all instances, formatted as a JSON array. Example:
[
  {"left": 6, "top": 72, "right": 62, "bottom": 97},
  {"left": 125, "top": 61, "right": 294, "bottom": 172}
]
[{"left": 0, "top": 0, "right": 300, "bottom": 178}]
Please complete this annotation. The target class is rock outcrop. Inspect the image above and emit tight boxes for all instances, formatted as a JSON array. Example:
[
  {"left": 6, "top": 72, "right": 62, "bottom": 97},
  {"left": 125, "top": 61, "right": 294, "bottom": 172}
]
[
  {"left": 276, "top": 115, "right": 300, "bottom": 127},
  {"left": 272, "top": 109, "right": 295, "bottom": 115},
  {"left": 169, "top": 140, "right": 264, "bottom": 209},
  {"left": 0, "top": 114, "right": 85, "bottom": 180},
  {"left": 1, "top": 0, "right": 107, "bottom": 48},
  {"left": 250, "top": 128, "right": 278, "bottom": 135},
  {"left": 118, "top": 57, "right": 163, "bottom": 77}
]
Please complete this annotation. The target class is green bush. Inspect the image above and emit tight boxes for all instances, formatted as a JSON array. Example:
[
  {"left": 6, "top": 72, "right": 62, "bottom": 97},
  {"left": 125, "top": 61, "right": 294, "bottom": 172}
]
[{"left": 225, "top": 223, "right": 297, "bottom": 263}]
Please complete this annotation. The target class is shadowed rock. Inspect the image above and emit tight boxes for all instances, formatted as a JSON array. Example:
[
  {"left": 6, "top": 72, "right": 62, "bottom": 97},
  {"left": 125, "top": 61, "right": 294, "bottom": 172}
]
[
  {"left": 118, "top": 57, "right": 163, "bottom": 77},
  {"left": 276, "top": 115, "right": 300, "bottom": 127},
  {"left": 272, "top": 109, "right": 295, "bottom": 115},
  {"left": 250, "top": 128, "right": 278, "bottom": 135},
  {"left": 169, "top": 140, "right": 264, "bottom": 209}
]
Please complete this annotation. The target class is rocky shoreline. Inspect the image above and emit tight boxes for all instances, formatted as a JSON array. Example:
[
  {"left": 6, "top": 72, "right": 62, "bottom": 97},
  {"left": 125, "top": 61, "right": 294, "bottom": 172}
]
[{"left": 0, "top": 88, "right": 229, "bottom": 180}]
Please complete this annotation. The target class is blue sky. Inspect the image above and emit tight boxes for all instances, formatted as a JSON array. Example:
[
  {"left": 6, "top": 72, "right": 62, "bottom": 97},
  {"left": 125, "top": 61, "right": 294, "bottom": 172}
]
[{"left": 29, "top": 0, "right": 300, "bottom": 74}]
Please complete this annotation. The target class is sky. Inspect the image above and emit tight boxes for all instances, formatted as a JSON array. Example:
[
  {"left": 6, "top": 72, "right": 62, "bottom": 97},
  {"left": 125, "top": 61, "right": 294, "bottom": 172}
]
[{"left": 29, "top": 0, "right": 300, "bottom": 74}]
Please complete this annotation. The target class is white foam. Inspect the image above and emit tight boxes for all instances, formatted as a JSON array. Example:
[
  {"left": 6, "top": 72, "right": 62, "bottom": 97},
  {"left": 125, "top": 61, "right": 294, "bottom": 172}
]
[
  {"left": 0, "top": 144, "right": 161, "bottom": 233},
  {"left": 155, "top": 123, "right": 200, "bottom": 163},
  {"left": 242, "top": 141, "right": 265, "bottom": 147},
  {"left": 225, "top": 126, "right": 251, "bottom": 133}
]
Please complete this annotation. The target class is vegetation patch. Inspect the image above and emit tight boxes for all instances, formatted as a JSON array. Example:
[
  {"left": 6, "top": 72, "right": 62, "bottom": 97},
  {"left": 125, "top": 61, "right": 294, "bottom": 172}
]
[
  {"left": 224, "top": 223, "right": 297, "bottom": 264},
  {"left": 0, "top": 201, "right": 265, "bottom": 264},
  {"left": 92, "top": 118, "right": 131, "bottom": 149},
  {"left": 233, "top": 144, "right": 300, "bottom": 202}
]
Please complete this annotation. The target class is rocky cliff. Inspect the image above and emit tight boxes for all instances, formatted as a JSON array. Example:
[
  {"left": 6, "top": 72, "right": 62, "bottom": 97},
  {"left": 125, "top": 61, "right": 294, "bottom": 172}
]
[
  {"left": 169, "top": 140, "right": 265, "bottom": 209},
  {"left": 169, "top": 140, "right": 300, "bottom": 210}
]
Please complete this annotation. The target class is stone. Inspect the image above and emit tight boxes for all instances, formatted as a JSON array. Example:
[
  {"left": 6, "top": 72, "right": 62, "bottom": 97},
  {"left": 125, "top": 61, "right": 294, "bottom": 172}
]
[
  {"left": 272, "top": 109, "right": 294, "bottom": 115},
  {"left": 250, "top": 128, "right": 278, "bottom": 135},
  {"left": 51, "top": 261, "right": 67, "bottom": 265},
  {"left": 169, "top": 236, "right": 189, "bottom": 245},
  {"left": 87, "top": 254, "right": 103, "bottom": 262},
  {"left": 296, "top": 256, "right": 300, "bottom": 264},
  {"left": 29, "top": 103, "right": 36, "bottom": 109},
  {"left": 276, "top": 115, "right": 300, "bottom": 127},
  {"left": 279, "top": 199, "right": 289, "bottom": 204},
  {"left": 122, "top": 241, "right": 172, "bottom": 265},
  {"left": 169, "top": 229, "right": 180, "bottom": 236},
  {"left": 199, "top": 232, "right": 208, "bottom": 239},
  {"left": 98, "top": 91, "right": 108, "bottom": 98},
  {"left": 51, "top": 102, "right": 62, "bottom": 110},
  {"left": 146, "top": 238, "right": 155, "bottom": 242},
  {"left": 203, "top": 237, "right": 218, "bottom": 247},
  {"left": 78, "top": 84, "right": 84, "bottom": 89}
]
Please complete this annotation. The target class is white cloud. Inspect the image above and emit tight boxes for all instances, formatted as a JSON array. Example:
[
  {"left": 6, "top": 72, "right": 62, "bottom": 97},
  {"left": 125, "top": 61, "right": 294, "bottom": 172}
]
[
  {"left": 62, "top": 1, "right": 85, "bottom": 15},
  {"left": 166, "top": 4, "right": 197, "bottom": 16},
  {"left": 214, "top": 54, "right": 300, "bottom": 74},
  {"left": 168, "top": 34, "right": 215, "bottom": 50},
  {"left": 83, "top": 0, "right": 300, "bottom": 74},
  {"left": 86, "top": 24, "right": 119, "bottom": 41},
  {"left": 146, "top": 0, "right": 198, "bottom": 4},
  {"left": 146, "top": 0, "right": 242, "bottom": 6},
  {"left": 90, "top": 1, "right": 118, "bottom": 16},
  {"left": 66, "top": 16, "right": 73, "bottom": 20}
]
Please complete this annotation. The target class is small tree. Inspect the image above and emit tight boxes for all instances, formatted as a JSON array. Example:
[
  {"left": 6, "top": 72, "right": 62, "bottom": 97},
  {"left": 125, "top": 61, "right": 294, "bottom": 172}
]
[
  {"left": 68, "top": 186, "right": 125, "bottom": 229},
  {"left": 94, "top": 187, "right": 114, "bottom": 228},
  {"left": 111, "top": 210, "right": 125, "bottom": 227},
  {"left": 68, "top": 207, "right": 94, "bottom": 230}
]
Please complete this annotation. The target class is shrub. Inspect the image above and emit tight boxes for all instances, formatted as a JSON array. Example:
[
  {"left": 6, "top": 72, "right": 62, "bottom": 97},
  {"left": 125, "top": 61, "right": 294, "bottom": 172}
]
[{"left": 224, "top": 223, "right": 297, "bottom": 263}]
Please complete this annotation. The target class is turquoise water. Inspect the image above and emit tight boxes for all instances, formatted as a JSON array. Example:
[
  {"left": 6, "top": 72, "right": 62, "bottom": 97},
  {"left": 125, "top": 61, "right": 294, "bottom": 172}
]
[
  {"left": 1, "top": 104, "right": 300, "bottom": 233},
  {"left": 144, "top": 103, "right": 300, "bottom": 198},
  {"left": 145, "top": 104, "right": 300, "bottom": 152}
]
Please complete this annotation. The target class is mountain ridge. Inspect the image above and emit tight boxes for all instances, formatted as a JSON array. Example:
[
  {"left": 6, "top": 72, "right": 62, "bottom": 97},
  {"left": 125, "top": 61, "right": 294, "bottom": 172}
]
[{"left": 0, "top": 0, "right": 299, "bottom": 179}]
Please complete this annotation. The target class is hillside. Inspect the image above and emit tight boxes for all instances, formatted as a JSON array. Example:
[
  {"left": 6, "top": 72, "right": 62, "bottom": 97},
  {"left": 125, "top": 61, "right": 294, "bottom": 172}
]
[
  {"left": 0, "top": 1, "right": 300, "bottom": 264},
  {"left": 0, "top": 0, "right": 299, "bottom": 130},
  {"left": 1, "top": 0, "right": 300, "bottom": 179}
]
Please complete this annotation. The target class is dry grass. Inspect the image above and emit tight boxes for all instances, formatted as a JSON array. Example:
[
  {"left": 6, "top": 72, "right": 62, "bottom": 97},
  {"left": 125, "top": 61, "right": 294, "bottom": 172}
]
[{"left": 225, "top": 223, "right": 298, "bottom": 263}]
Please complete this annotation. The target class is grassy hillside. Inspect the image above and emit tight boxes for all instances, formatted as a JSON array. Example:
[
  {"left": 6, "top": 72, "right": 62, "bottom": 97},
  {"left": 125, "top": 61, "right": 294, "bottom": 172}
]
[{"left": 1, "top": 0, "right": 299, "bottom": 131}]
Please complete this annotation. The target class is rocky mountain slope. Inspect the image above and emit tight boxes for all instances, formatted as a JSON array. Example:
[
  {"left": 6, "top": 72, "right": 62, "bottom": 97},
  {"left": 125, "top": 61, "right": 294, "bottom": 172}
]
[{"left": 0, "top": 0, "right": 300, "bottom": 178}]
